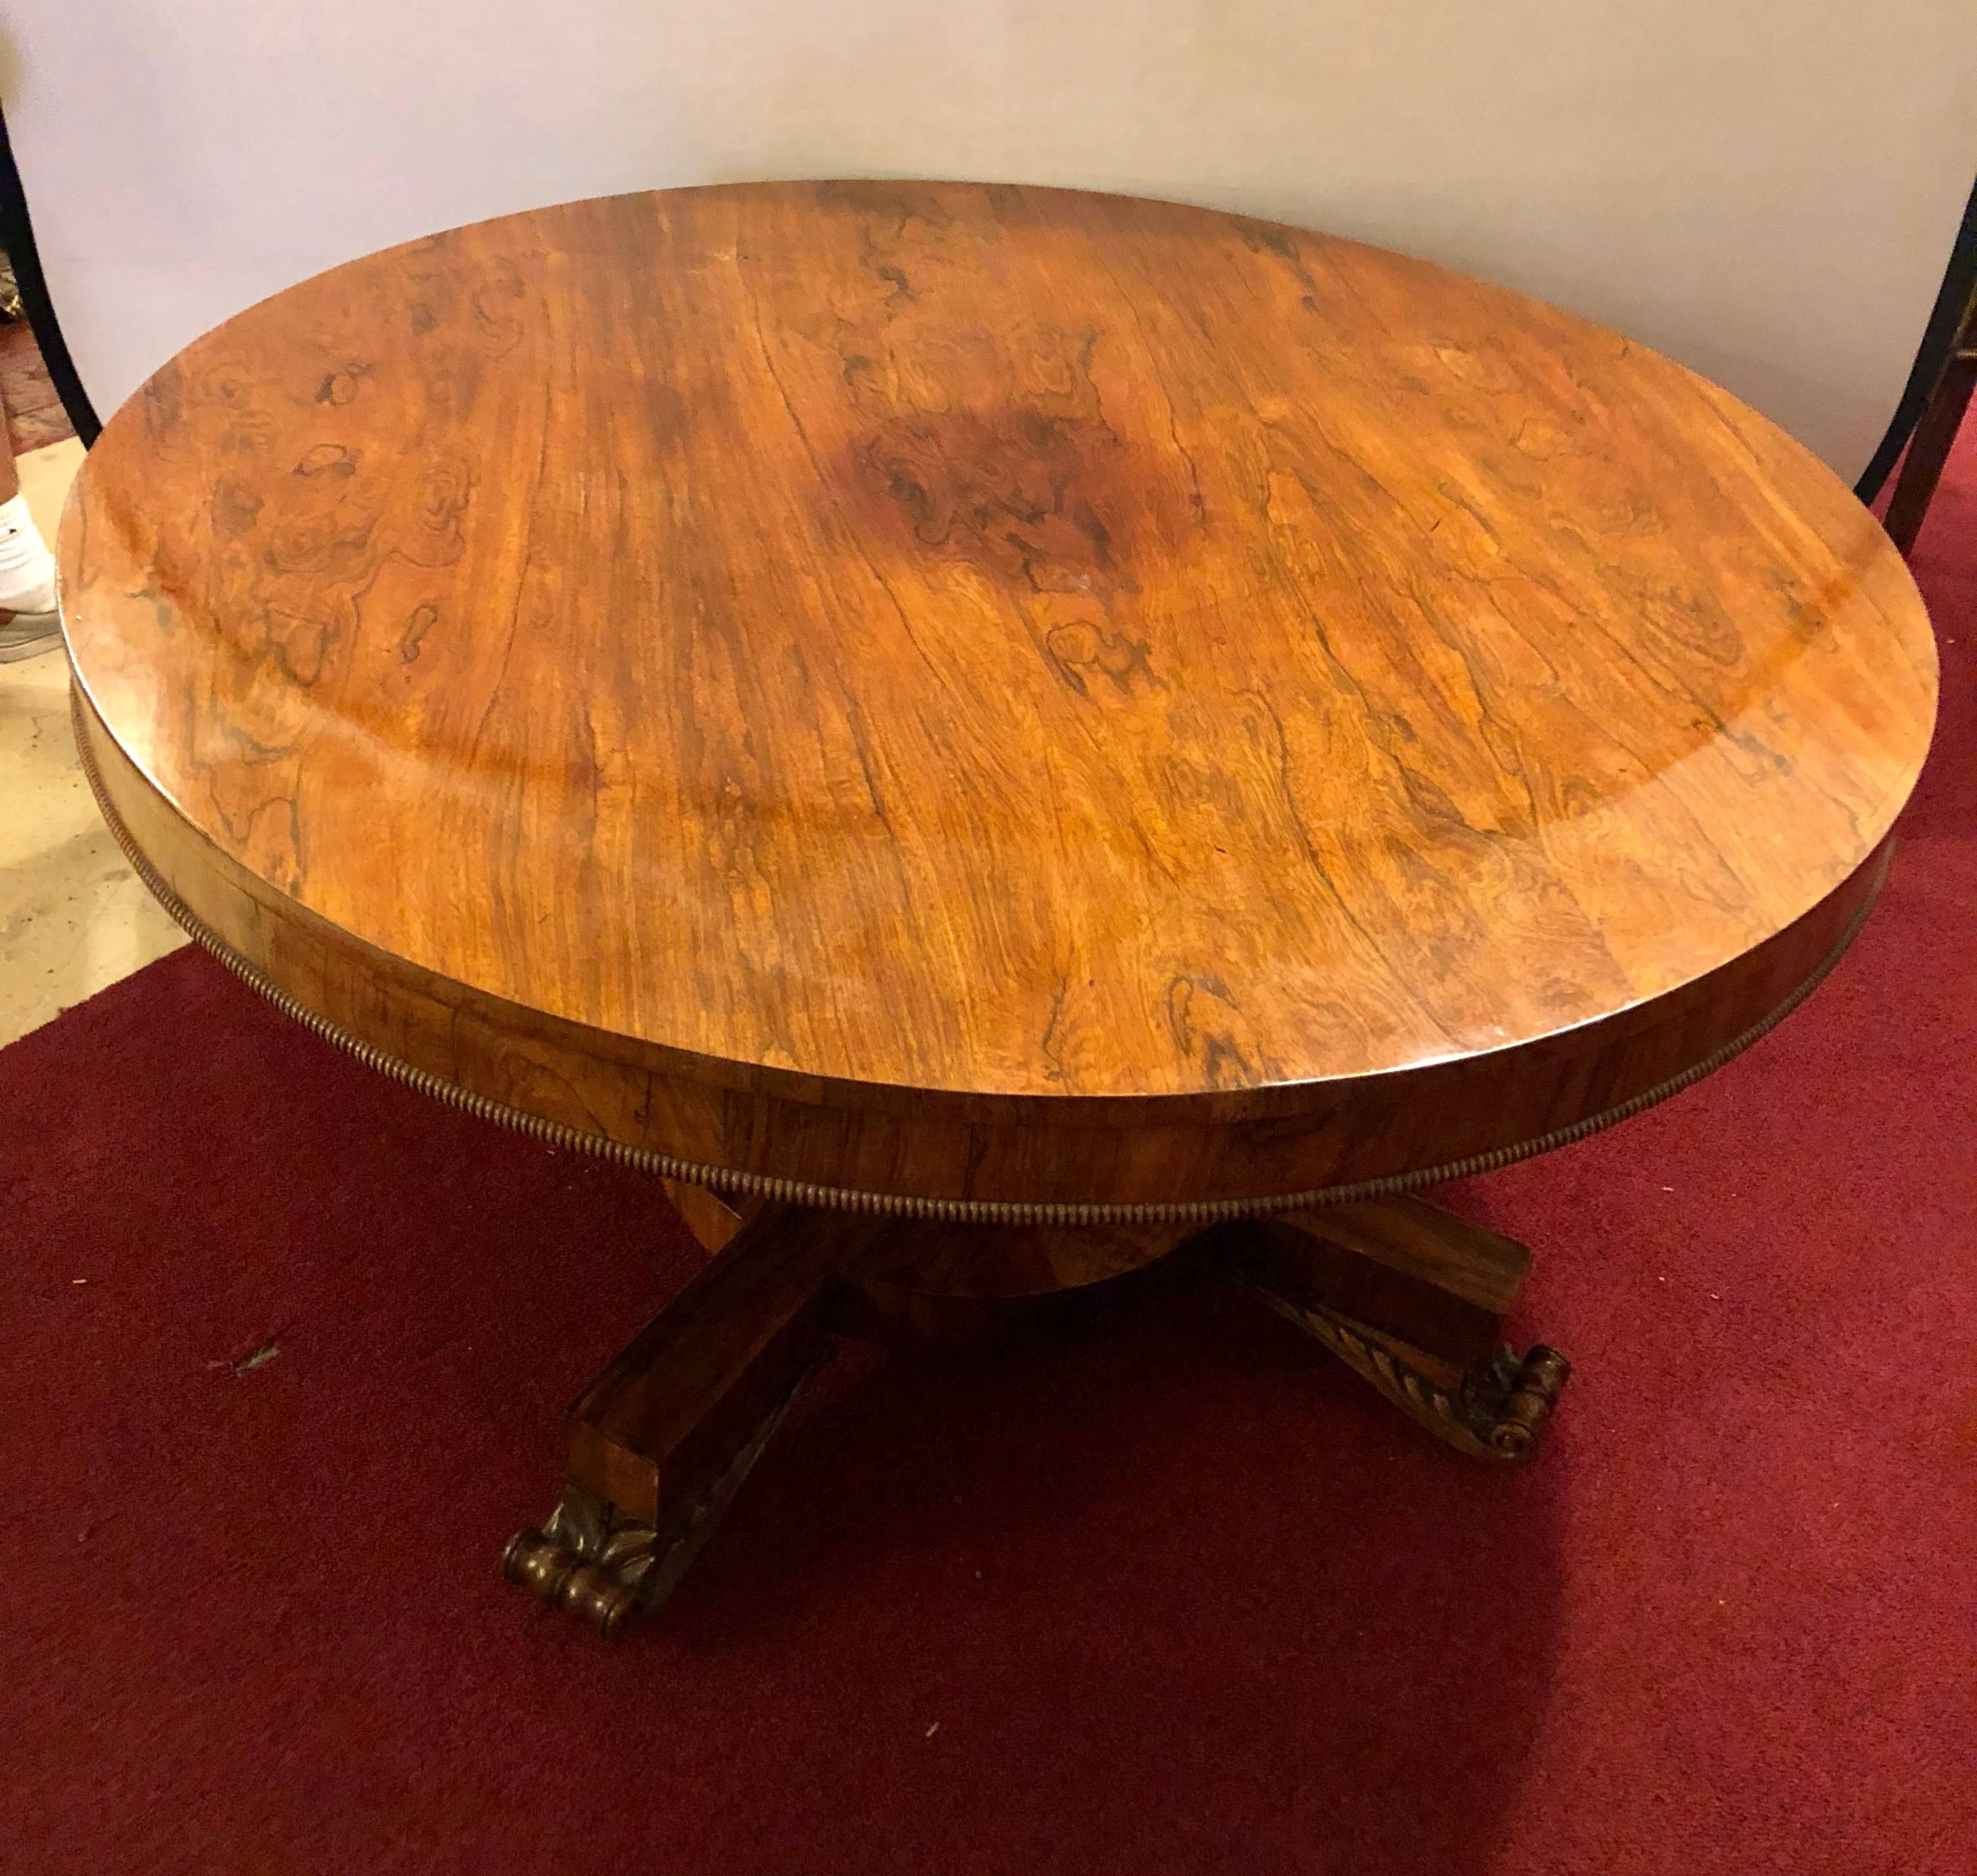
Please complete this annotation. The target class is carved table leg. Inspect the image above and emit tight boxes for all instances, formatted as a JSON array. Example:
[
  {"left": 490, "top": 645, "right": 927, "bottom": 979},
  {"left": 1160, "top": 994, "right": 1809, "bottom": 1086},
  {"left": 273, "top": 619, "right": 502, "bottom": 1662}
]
[
  {"left": 509, "top": 1186, "right": 1571, "bottom": 1635},
  {"left": 504, "top": 1201, "right": 879, "bottom": 1635},
  {"left": 1212, "top": 1196, "right": 1571, "bottom": 1464}
]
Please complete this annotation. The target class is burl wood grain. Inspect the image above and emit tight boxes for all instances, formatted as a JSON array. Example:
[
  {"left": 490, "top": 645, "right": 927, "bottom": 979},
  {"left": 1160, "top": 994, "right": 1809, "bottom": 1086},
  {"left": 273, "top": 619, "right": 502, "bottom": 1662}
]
[{"left": 60, "top": 182, "right": 1936, "bottom": 1209}]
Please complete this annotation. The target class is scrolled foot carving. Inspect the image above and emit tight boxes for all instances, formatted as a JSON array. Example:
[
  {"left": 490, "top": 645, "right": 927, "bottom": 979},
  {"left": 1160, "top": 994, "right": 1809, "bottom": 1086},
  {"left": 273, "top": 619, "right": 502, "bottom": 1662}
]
[
  {"left": 504, "top": 1334, "right": 830, "bottom": 1637},
  {"left": 1274, "top": 1301, "right": 1571, "bottom": 1466},
  {"left": 503, "top": 1484, "right": 667, "bottom": 1639},
  {"left": 1479, "top": 1342, "right": 1572, "bottom": 1462}
]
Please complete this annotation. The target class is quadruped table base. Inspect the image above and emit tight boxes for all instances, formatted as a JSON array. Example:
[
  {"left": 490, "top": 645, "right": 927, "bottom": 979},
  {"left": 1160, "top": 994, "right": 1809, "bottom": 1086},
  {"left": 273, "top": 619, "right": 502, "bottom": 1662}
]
[{"left": 503, "top": 1186, "right": 1570, "bottom": 1637}]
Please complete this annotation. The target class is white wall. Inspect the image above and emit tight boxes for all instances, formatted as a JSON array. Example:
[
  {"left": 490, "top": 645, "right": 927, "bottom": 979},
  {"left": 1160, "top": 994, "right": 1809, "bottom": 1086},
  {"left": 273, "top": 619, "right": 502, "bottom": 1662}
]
[{"left": 7, "top": 1, "right": 1975, "bottom": 478}]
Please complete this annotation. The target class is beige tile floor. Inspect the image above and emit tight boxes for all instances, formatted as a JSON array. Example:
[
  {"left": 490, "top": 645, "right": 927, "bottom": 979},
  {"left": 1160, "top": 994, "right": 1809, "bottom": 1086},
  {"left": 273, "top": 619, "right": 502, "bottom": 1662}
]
[{"left": 1, "top": 438, "right": 186, "bottom": 1046}]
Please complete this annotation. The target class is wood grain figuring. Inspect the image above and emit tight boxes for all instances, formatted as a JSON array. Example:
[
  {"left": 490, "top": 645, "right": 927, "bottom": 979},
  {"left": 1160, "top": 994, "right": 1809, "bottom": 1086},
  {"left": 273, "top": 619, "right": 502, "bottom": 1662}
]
[
  {"left": 659, "top": 1176, "right": 1189, "bottom": 1298},
  {"left": 70, "top": 677, "right": 1896, "bottom": 1211},
  {"left": 1219, "top": 1200, "right": 1529, "bottom": 1372},
  {"left": 565, "top": 1201, "right": 870, "bottom": 1524},
  {"left": 1260, "top": 1196, "right": 1530, "bottom": 1315},
  {"left": 61, "top": 181, "right": 1937, "bottom": 1209},
  {"left": 660, "top": 1177, "right": 760, "bottom": 1255}
]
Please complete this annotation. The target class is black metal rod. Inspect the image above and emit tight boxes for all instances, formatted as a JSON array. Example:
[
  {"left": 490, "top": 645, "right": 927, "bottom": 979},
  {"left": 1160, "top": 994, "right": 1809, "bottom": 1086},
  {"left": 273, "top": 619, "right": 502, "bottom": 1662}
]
[
  {"left": 1854, "top": 169, "right": 1977, "bottom": 507},
  {"left": 0, "top": 101, "right": 103, "bottom": 447}
]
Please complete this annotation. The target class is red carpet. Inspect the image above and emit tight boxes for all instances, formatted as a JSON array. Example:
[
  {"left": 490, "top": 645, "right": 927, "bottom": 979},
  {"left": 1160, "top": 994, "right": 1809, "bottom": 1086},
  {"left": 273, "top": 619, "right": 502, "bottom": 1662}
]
[{"left": 6, "top": 429, "right": 1975, "bottom": 1875}]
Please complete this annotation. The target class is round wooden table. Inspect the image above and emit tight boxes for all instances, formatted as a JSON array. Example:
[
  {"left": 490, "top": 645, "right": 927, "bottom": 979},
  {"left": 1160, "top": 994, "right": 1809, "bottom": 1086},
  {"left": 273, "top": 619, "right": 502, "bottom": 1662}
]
[{"left": 60, "top": 182, "right": 1938, "bottom": 1635}]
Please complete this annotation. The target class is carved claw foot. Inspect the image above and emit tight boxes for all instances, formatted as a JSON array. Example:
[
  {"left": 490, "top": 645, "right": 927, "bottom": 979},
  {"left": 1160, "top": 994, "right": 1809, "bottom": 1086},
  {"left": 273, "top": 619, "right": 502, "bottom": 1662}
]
[
  {"left": 505, "top": 1484, "right": 667, "bottom": 1638},
  {"left": 1474, "top": 1342, "right": 1572, "bottom": 1461},
  {"left": 504, "top": 1332, "right": 832, "bottom": 1637},
  {"left": 1291, "top": 1304, "right": 1572, "bottom": 1464},
  {"left": 505, "top": 1201, "right": 869, "bottom": 1636}
]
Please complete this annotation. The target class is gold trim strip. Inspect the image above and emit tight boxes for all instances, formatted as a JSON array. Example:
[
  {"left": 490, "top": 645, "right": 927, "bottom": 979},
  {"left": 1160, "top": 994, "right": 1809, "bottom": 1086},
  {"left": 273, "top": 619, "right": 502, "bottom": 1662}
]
[{"left": 73, "top": 686, "right": 1886, "bottom": 1226}]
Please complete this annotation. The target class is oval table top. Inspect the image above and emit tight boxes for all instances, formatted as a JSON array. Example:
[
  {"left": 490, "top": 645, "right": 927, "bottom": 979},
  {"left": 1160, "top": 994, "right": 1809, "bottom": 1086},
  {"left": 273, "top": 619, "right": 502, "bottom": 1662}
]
[{"left": 60, "top": 180, "right": 1937, "bottom": 1216}]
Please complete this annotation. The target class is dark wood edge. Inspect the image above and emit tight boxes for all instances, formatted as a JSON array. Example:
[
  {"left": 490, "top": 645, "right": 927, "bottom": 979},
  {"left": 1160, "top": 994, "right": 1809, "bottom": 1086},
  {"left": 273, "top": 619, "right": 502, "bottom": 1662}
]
[{"left": 71, "top": 677, "right": 1893, "bottom": 1217}]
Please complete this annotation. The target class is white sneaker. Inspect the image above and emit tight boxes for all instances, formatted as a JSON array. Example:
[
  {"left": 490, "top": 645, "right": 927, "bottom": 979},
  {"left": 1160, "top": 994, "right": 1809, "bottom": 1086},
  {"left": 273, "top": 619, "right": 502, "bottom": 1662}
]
[
  {"left": 0, "top": 490, "right": 61, "bottom": 662},
  {"left": 0, "top": 603, "right": 60, "bottom": 663}
]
